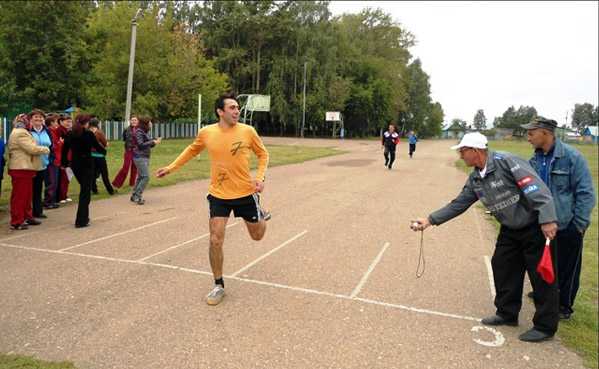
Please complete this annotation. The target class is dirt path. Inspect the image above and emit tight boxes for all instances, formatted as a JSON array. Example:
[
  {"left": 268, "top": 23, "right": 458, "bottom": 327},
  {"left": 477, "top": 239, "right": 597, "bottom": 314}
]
[{"left": 0, "top": 138, "right": 584, "bottom": 369}]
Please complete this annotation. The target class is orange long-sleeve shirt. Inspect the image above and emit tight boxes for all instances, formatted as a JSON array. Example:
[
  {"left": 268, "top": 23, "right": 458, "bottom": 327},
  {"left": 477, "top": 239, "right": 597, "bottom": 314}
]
[{"left": 166, "top": 123, "right": 269, "bottom": 199}]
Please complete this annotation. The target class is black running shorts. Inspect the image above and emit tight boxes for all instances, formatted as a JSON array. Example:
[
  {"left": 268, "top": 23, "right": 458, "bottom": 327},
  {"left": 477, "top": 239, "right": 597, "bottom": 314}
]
[{"left": 207, "top": 193, "right": 263, "bottom": 223}]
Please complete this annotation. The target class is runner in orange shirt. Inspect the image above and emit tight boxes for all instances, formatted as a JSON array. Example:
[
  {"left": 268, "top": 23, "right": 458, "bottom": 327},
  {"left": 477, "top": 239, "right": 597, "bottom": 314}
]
[{"left": 156, "top": 92, "right": 270, "bottom": 305}]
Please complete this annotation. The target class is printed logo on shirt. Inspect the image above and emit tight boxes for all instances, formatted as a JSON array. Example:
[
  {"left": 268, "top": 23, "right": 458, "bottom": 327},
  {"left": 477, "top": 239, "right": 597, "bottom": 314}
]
[
  {"left": 523, "top": 184, "right": 539, "bottom": 194},
  {"left": 230, "top": 141, "right": 245, "bottom": 156},
  {"left": 509, "top": 163, "right": 520, "bottom": 172},
  {"left": 495, "top": 190, "right": 512, "bottom": 200},
  {"left": 517, "top": 176, "right": 533, "bottom": 188},
  {"left": 487, "top": 194, "right": 520, "bottom": 212},
  {"left": 490, "top": 179, "right": 504, "bottom": 188}
]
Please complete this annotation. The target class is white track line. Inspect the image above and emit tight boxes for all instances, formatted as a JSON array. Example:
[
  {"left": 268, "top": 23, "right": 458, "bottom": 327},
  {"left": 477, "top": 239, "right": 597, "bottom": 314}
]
[
  {"left": 59, "top": 217, "right": 177, "bottom": 252},
  {"left": 230, "top": 230, "right": 308, "bottom": 277},
  {"left": 0, "top": 215, "right": 112, "bottom": 242},
  {"left": 1, "top": 241, "right": 482, "bottom": 323},
  {"left": 350, "top": 242, "right": 390, "bottom": 298},
  {"left": 354, "top": 297, "right": 481, "bottom": 322},
  {"left": 484, "top": 256, "right": 496, "bottom": 298},
  {"left": 137, "top": 221, "right": 239, "bottom": 262}
]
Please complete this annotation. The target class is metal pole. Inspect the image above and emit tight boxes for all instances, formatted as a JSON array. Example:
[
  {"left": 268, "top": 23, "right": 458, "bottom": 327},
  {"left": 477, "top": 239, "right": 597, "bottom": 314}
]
[
  {"left": 198, "top": 94, "right": 202, "bottom": 130},
  {"left": 301, "top": 61, "right": 307, "bottom": 138},
  {"left": 124, "top": 9, "right": 142, "bottom": 128}
]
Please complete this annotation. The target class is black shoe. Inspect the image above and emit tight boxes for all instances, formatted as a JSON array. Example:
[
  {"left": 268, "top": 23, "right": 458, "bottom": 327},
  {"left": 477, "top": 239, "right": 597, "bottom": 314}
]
[
  {"left": 518, "top": 328, "right": 553, "bottom": 342},
  {"left": 35, "top": 214, "right": 48, "bottom": 219},
  {"left": 10, "top": 224, "right": 29, "bottom": 230},
  {"left": 25, "top": 218, "right": 42, "bottom": 226},
  {"left": 559, "top": 306, "right": 573, "bottom": 320},
  {"left": 559, "top": 311, "right": 571, "bottom": 320},
  {"left": 130, "top": 195, "right": 138, "bottom": 202},
  {"left": 481, "top": 315, "right": 518, "bottom": 326},
  {"left": 44, "top": 203, "right": 60, "bottom": 209},
  {"left": 136, "top": 198, "right": 145, "bottom": 205},
  {"left": 75, "top": 223, "right": 90, "bottom": 228}
]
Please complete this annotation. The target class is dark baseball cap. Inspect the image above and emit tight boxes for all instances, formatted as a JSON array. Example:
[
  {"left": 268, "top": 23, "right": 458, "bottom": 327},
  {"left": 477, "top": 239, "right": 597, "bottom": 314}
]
[{"left": 521, "top": 116, "right": 558, "bottom": 131}]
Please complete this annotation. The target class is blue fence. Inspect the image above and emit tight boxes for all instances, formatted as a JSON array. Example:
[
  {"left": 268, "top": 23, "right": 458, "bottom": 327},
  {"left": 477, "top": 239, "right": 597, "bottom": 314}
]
[{"left": 1, "top": 118, "right": 200, "bottom": 143}]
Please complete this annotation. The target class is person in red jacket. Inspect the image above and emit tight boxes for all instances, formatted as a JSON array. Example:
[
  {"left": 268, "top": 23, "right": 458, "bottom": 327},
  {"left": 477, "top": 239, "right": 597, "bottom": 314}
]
[{"left": 112, "top": 115, "right": 139, "bottom": 189}]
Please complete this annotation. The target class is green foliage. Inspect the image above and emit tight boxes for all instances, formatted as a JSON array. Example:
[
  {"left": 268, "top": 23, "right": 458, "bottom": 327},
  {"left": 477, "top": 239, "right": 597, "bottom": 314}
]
[
  {"left": 0, "top": 1, "right": 92, "bottom": 115},
  {"left": 449, "top": 118, "right": 467, "bottom": 130},
  {"left": 0, "top": 1, "right": 442, "bottom": 138},
  {"left": 571, "top": 103, "right": 597, "bottom": 131},
  {"left": 473, "top": 109, "right": 486, "bottom": 130},
  {"left": 0, "top": 353, "right": 77, "bottom": 369},
  {"left": 85, "top": 2, "right": 228, "bottom": 121},
  {"left": 493, "top": 105, "right": 537, "bottom": 130}
]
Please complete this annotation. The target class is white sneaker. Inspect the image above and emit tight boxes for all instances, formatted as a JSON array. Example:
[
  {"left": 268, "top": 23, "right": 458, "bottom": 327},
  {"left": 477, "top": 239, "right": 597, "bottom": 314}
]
[
  {"left": 59, "top": 200, "right": 67, "bottom": 204},
  {"left": 65, "top": 198, "right": 73, "bottom": 202},
  {"left": 206, "top": 285, "right": 225, "bottom": 305}
]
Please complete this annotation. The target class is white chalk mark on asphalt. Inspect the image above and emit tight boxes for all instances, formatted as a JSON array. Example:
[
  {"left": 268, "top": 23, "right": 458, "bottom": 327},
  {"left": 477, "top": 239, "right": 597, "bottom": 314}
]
[
  {"left": 137, "top": 221, "right": 239, "bottom": 262},
  {"left": 230, "top": 230, "right": 308, "bottom": 277},
  {"left": 1, "top": 241, "right": 483, "bottom": 324},
  {"left": 484, "top": 255, "right": 496, "bottom": 298},
  {"left": 0, "top": 215, "right": 112, "bottom": 242},
  {"left": 471, "top": 325, "right": 505, "bottom": 347},
  {"left": 350, "top": 242, "right": 390, "bottom": 298},
  {"left": 59, "top": 217, "right": 178, "bottom": 252}
]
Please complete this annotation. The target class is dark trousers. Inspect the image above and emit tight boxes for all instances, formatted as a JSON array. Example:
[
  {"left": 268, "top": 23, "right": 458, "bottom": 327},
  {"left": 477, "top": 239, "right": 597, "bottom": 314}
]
[
  {"left": 9, "top": 169, "right": 35, "bottom": 225},
  {"left": 383, "top": 147, "right": 396, "bottom": 168},
  {"left": 32, "top": 169, "right": 48, "bottom": 217},
  {"left": 112, "top": 149, "right": 137, "bottom": 188},
  {"left": 92, "top": 157, "right": 114, "bottom": 194},
  {"left": 73, "top": 165, "right": 93, "bottom": 226},
  {"left": 409, "top": 143, "right": 416, "bottom": 157},
  {"left": 493, "top": 223, "right": 559, "bottom": 334},
  {"left": 556, "top": 222, "right": 584, "bottom": 314},
  {"left": 44, "top": 164, "right": 59, "bottom": 206}
]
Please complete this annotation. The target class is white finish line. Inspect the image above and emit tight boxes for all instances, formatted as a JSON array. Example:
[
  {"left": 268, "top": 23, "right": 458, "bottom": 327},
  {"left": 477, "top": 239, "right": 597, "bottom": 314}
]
[
  {"left": 137, "top": 221, "right": 239, "bottom": 262},
  {"left": 59, "top": 217, "right": 178, "bottom": 252},
  {"left": 0, "top": 241, "right": 484, "bottom": 324},
  {"left": 230, "top": 230, "right": 308, "bottom": 277},
  {"left": 350, "top": 242, "right": 390, "bottom": 298}
]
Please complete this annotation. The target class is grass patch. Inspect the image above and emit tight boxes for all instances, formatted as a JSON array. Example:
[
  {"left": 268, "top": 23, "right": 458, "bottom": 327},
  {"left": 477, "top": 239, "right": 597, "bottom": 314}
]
[
  {"left": 455, "top": 139, "right": 598, "bottom": 368},
  {"left": 0, "top": 354, "right": 77, "bottom": 369},
  {"left": 0, "top": 139, "right": 344, "bottom": 208}
]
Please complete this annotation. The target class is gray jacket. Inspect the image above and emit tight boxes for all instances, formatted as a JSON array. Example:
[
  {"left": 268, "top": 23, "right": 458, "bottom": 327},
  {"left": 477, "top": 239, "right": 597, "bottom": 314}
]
[{"left": 429, "top": 151, "right": 557, "bottom": 230}]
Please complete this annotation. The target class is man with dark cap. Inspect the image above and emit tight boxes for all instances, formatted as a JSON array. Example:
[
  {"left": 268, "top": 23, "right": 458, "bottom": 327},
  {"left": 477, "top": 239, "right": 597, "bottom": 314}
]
[
  {"left": 411, "top": 132, "right": 560, "bottom": 342},
  {"left": 522, "top": 117, "right": 595, "bottom": 320}
]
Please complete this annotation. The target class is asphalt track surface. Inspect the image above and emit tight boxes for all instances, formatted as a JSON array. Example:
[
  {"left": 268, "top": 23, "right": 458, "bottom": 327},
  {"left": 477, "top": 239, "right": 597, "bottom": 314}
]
[{"left": 0, "top": 138, "right": 584, "bottom": 369}]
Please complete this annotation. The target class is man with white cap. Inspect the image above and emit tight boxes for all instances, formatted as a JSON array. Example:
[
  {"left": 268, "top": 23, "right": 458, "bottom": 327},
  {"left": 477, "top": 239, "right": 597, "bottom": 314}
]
[{"left": 411, "top": 132, "right": 560, "bottom": 342}]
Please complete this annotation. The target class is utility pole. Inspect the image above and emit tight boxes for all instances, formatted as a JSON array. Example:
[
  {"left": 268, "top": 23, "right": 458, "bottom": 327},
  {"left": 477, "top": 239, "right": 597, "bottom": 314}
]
[
  {"left": 124, "top": 8, "right": 143, "bottom": 128},
  {"left": 301, "top": 61, "right": 307, "bottom": 138}
]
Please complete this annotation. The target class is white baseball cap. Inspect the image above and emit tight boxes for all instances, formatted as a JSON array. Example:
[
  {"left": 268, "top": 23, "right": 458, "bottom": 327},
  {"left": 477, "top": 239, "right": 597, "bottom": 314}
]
[{"left": 450, "top": 132, "right": 488, "bottom": 150}]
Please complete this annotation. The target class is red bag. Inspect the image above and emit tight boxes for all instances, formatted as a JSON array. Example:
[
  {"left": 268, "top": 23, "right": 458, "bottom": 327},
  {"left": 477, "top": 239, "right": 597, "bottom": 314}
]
[{"left": 536, "top": 238, "right": 555, "bottom": 284}]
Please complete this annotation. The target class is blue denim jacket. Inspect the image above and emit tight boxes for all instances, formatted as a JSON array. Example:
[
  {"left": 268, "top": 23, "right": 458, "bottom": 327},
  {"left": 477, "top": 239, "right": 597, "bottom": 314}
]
[{"left": 529, "top": 139, "right": 596, "bottom": 231}]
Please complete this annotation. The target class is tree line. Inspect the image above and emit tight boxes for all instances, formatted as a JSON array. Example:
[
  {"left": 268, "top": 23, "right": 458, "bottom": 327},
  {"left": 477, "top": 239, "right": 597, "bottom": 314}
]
[
  {"left": 448, "top": 103, "right": 598, "bottom": 133},
  {"left": 0, "top": 0, "right": 444, "bottom": 138}
]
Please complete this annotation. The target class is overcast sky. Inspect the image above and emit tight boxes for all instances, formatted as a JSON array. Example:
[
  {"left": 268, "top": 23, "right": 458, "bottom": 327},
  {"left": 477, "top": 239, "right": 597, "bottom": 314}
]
[{"left": 329, "top": 1, "right": 599, "bottom": 127}]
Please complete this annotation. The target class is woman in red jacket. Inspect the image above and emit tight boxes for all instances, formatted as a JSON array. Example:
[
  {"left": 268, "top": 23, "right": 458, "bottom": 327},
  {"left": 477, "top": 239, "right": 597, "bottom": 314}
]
[{"left": 112, "top": 115, "right": 139, "bottom": 189}]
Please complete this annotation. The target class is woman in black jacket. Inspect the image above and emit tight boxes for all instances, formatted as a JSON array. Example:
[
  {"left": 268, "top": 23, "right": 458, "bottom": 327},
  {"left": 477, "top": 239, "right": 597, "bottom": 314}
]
[{"left": 61, "top": 114, "right": 106, "bottom": 228}]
